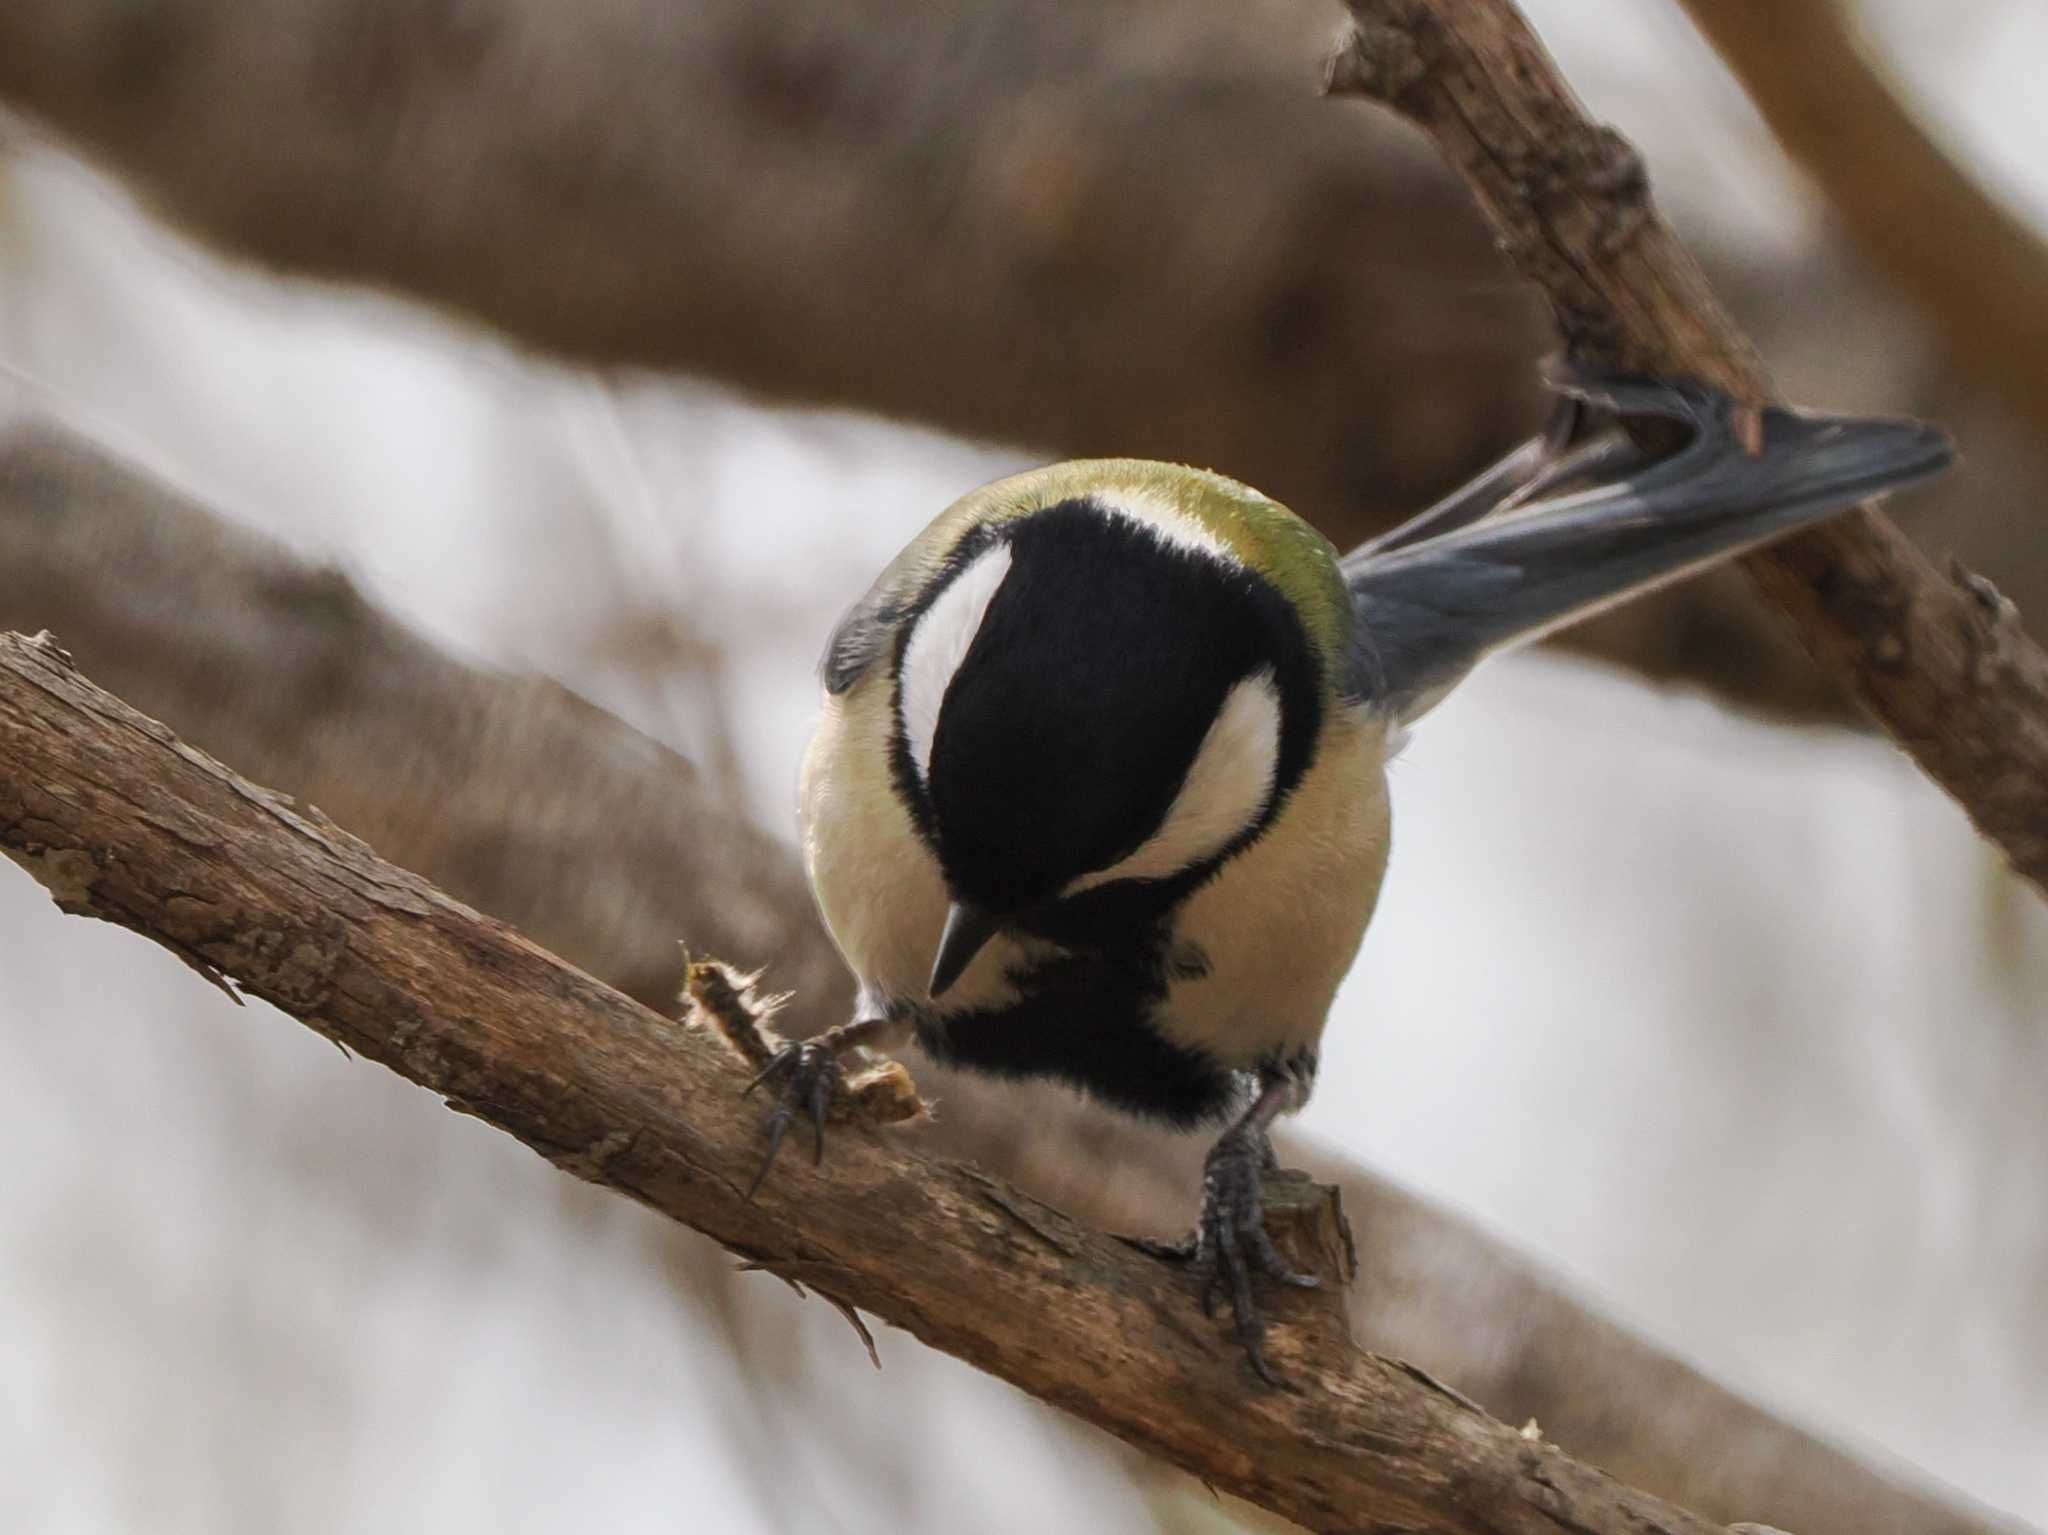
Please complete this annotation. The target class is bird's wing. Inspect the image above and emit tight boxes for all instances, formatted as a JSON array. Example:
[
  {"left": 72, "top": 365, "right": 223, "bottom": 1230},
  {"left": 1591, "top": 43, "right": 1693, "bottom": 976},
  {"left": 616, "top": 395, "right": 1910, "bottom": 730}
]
[
  {"left": 1340, "top": 363, "right": 1954, "bottom": 720},
  {"left": 820, "top": 584, "right": 899, "bottom": 695},
  {"left": 820, "top": 529, "right": 953, "bottom": 694}
]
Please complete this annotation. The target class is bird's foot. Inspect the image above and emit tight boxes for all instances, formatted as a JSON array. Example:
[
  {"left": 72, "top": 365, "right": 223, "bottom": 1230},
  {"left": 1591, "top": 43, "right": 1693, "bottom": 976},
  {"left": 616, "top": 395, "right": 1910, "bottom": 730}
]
[
  {"left": 1164, "top": 1125, "right": 1321, "bottom": 1385},
  {"left": 743, "top": 1040, "right": 842, "bottom": 1197}
]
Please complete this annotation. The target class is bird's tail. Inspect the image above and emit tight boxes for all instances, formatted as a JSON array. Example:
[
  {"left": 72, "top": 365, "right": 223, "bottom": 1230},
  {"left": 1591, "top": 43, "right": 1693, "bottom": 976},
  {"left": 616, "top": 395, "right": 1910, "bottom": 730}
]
[{"left": 1340, "top": 362, "right": 1954, "bottom": 720}]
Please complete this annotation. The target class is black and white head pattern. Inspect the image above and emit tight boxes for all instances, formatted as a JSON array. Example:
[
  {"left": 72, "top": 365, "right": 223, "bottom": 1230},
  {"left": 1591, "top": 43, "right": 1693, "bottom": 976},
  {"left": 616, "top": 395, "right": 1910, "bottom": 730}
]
[{"left": 890, "top": 495, "right": 1323, "bottom": 928}]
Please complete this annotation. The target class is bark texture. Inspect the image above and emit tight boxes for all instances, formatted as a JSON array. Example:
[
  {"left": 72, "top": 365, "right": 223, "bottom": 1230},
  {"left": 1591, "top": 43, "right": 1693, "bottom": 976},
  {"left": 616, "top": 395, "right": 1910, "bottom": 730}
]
[
  {"left": 0, "top": 626, "right": 1754, "bottom": 1535},
  {"left": 0, "top": 415, "right": 2018, "bottom": 1535},
  {"left": 1330, "top": 0, "right": 2048, "bottom": 898}
]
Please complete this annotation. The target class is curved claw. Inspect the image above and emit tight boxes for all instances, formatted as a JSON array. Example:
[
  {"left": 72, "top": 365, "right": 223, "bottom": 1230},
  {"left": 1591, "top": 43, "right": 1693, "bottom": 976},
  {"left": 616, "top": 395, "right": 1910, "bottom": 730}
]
[
  {"left": 747, "top": 1106, "right": 794, "bottom": 1200},
  {"left": 805, "top": 1065, "right": 834, "bottom": 1166},
  {"left": 743, "top": 1051, "right": 794, "bottom": 1098},
  {"left": 1149, "top": 1127, "right": 1321, "bottom": 1386},
  {"left": 1246, "top": 1224, "right": 1320, "bottom": 1291},
  {"left": 743, "top": 1041, "right": 842, "bottom": 1197}
]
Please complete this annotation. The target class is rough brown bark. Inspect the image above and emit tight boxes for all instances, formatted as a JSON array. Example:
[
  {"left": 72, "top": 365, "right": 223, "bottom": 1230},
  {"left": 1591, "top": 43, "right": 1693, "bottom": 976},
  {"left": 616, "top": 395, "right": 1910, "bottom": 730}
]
[
  {"left": 0, "top": 413, "right": 2016, "bottom": 1535},
  {"left": 1675, "top": 0, "right": 2048, "bottom": 445},
  {"left": 0, "top": 626, "right": 1751, "bottom": 1535},
  {"left": 1328, "top": 0, "right": 2048, "bottom": 899}
]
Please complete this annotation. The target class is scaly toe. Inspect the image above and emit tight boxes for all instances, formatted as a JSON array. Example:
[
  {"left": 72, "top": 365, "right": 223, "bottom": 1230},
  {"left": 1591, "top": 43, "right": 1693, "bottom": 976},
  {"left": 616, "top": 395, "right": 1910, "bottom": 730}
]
[
  {"left": 743, "top": 1041, "right": 842, "bottom": 1194},
  {"left": 1184, "top": 1127, "right": 1312, "bottom": 1383},
  {"left": 1247, "top": 1224, "right": 1320, "bottom": 1290},
  {"left": 747, "top": 1105, "right": 794, "bottom": 1199},
  {"left": 805, "top": 1049, "right": 838, "bottom": 1164}
]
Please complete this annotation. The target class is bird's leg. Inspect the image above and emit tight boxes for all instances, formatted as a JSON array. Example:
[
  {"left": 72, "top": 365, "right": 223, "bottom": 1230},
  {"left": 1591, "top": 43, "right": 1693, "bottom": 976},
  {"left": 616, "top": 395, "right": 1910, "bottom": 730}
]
[
  {"left": 1148, "top": 1055, "right": 1322, "bottom": 1385},
  {"left": 744, "top": 1006, "right": 909, "bottom": 1197}
]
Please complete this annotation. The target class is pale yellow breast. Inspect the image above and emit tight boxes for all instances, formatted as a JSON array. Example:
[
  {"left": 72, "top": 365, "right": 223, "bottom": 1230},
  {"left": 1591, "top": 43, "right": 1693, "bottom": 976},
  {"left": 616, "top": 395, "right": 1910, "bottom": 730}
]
[{"left": 1161, "top": 704, "right": 1393, "bottom": 1066}]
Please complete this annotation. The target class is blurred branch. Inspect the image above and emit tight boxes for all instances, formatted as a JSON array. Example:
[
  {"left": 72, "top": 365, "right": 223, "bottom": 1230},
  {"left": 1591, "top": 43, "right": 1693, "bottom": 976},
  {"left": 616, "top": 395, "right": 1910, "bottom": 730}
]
[
  {"left": 0, "top": 0, "right": 1909, "bottom": 721},
  {"left": 0, "top": 0, "right": 1547, "bottom": 532},
  {"left": 0, "top": 412, "right": 844, "bottom": 1014},
  {"left": 1676, "top": 0, "right": 2048, "bottom": 442},
  {"left": 0, "top": 413, "right": 2014, "bottom": 1535},
  {"left": 1328, "top": 0, "right": 2048, "bottom": 899},
  {"left": 0, "top": 629, "right": 1766, "bottom": 1535}
]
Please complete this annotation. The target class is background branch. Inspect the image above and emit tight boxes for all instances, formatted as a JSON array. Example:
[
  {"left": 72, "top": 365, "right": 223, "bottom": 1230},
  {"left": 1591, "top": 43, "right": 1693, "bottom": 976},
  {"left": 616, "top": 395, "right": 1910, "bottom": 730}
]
[
  {"left": 0, "top": 410, "right": 2012, "bottom": 1535},
  {"left": 10, "top": 0, "right": 2045, "bottom": 725},
  {"left": 0, "top": 627, "right": 1758, "bottom": 1535},
  {"left": 1329, "top": 0, "right": 2048, "bottom": 898},
  {"left": 0, "top": 407, "right": 843, "bottom": 1013},
  {"left": 1675, "top": 0, "right": 2048, "bottom": 443},
  {"left": 0, "top": 0, "right": 1547, "bottom": 534}
]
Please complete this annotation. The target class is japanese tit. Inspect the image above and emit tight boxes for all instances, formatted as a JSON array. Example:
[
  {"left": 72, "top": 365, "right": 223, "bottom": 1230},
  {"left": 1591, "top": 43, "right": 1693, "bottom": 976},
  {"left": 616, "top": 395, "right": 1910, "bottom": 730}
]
[{"left": 754, "top": 361, "right": 1951, "bottom": 1379}]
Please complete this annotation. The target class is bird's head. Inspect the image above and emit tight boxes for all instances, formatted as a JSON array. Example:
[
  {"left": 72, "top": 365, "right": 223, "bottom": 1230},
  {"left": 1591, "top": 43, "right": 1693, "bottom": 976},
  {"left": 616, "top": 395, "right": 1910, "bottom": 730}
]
[{"left": 852, "top": 461, "right": 1354, "bottom": 994}]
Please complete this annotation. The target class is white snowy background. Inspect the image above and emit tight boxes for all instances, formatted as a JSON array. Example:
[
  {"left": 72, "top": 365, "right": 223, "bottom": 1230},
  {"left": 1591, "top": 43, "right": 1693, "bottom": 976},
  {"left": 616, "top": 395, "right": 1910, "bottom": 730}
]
[{"left": 1, "top": 0, "right": 2044, "bottom": 1529}]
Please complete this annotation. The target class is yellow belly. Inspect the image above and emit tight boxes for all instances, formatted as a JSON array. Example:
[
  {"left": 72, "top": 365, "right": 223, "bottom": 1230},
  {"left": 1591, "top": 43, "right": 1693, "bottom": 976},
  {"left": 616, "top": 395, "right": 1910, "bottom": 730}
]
[{"left": 1162, "top": 703, "right": 1392, "bottom": 1065}]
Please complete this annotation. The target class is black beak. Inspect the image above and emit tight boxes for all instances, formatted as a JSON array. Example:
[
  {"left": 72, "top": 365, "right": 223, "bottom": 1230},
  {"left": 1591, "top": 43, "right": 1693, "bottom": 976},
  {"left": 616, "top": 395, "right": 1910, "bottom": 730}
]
[{"left": 928, "top": 901, "right": 1000, "bottom": 998}]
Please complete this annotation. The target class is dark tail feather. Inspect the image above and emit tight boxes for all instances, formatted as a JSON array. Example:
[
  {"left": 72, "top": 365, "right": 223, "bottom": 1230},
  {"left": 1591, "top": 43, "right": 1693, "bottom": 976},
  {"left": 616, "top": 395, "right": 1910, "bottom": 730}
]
[{"left": 1341, "top": 363, "right": 1954, "bottom": 720}]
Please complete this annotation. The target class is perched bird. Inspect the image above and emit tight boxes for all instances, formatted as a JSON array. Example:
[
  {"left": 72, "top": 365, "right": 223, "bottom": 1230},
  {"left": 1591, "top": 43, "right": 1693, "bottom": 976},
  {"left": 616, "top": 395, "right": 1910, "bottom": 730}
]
[{"left": 751, "top": 361, "right": 1951, "bottom": 1379}]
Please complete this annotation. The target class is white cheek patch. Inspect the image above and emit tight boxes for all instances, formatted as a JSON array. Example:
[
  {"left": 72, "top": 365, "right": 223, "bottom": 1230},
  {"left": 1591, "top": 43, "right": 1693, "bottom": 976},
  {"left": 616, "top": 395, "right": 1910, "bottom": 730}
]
[
  {"left": 899, "top": 542, "right": 1014, "bottom": 780},
  {"left": 1068, "top": 668, "right": 1283, "bottom": 893}
]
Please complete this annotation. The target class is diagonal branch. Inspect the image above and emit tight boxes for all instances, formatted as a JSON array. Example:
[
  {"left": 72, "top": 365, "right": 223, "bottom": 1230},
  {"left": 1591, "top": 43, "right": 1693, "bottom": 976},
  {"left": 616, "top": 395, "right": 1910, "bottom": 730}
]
[
  {"left": 0, "top": 625, "right": 1741, "bottom": 1535},
  {"left": 1328, "top": 0, "right": 2048, "bottom": 898},
  {"left": 0, "top": 409, "right": 2014, "bottom": 1535},
  {"left": 0, "top": 405, "right": 847, "bottom": 1015}
]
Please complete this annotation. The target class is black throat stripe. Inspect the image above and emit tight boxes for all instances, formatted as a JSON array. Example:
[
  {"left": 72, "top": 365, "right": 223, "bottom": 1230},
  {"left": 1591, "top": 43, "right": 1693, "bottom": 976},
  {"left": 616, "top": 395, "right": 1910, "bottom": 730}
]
[{"left": 911, "top": 934, "right": 1241, "bottom": 1127}]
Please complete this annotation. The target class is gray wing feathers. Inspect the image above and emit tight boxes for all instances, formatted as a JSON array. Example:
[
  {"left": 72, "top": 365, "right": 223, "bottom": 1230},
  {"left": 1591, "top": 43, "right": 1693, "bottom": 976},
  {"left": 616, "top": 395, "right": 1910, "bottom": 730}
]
[
  {"left": 821, "top": 533, "right": 939, "bottom": 694},
  {"left": 821, "top": 593, "right": 897, "bottom": 695},
  {"left": 1342, "top": 366, "right": 1954, "bottom": 718}
]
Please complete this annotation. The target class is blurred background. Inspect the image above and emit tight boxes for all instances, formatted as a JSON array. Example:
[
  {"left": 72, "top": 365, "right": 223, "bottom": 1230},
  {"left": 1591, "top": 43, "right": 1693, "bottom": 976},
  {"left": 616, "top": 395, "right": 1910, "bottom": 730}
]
[{"left": 0, "top": 0, "right": 2043, "bottom": 1531}]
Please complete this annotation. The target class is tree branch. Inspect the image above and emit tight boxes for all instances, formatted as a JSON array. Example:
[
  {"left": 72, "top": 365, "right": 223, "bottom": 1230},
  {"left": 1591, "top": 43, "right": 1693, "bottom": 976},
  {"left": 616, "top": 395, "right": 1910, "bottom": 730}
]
[
  {"left": 0, "top": 411, "right": 2012, "bottom": 1535},
  {"left": 7, "top": 0, "right": 2045, "bottom": 729},
  {"left": 1328, "top": 0, "right": 2048, "bottom": 899},
  {"left": 1674, "top": 0, "right": 2048, "bottom": 444},
  {"left": 0, "top": 408, "right": 845, "bottom": 1013},
  {"left": 0, "top": 627, "right": 1748, "bottom": 1535},
  {"left": 0, "top": 0, "right": 1548, "bottom": 531}
]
